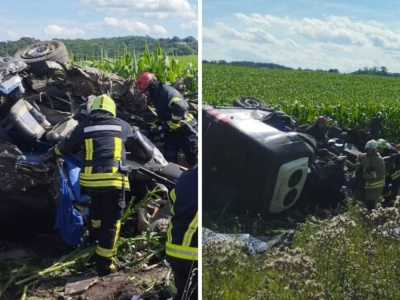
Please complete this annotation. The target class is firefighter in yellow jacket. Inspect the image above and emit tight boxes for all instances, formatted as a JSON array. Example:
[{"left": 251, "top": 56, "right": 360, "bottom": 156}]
[
  {"left": 166, "top": 166, "right": 198, "bottom": 300},
  {"left": 45, "top": 94, "right": 134, "bottom": 276},
  {"left": 356, "top": 139, "right": 385, "bottom": 209},
  {"left": 377, "top": 139, "right": 400, "bottom": 201}
]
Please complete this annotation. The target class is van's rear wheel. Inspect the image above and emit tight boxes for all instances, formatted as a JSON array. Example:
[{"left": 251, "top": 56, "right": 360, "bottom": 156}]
[{"left": 233, "top": 96, "right": 266, "bottom": 108}]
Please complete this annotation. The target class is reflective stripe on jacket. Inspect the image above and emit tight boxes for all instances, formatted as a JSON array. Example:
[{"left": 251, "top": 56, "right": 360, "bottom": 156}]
[
  {"left": 166, "top": 167, "right": 198, "bottom": 261},
  {"left": 391, "top": 170, "right": 400, "bottom": 180},
  {"left": 55, "top": 111, "right": 134, "bottom": 189},
  {"left": 357, "top": 152, "right": 385, "bottom": 189},
  {"left": 81, "top": 120, "right": 128, "bottom": 189}
]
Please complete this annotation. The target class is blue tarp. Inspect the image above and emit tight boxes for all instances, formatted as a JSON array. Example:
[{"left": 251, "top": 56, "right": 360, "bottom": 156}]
[
  {"left": 54, "top": 155, "right": 85, "bottom": 246},
  {"left": 62, "top": 154, "right": 89, "bottom": 205}
]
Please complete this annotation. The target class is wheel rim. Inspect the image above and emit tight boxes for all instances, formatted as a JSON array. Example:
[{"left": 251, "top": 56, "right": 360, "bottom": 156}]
[
  {"left": 22, "top": 43, "right": 53, "bottom": 59},
  {"left": 243, "top": 98, "right": 261, "bottom": 107}
]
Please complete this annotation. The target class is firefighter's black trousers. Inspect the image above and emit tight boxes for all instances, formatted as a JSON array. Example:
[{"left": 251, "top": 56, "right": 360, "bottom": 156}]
[
  {"left": 86, "top": 188, "right": 125, "bottom": 274},
  {"left": 167, "top": 256, "right": 198, "bottom": 300}
]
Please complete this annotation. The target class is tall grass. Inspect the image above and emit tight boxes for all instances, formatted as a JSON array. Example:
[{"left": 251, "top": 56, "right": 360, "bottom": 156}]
[{"left": 203, "top": 199, "right": 400, "bottom": 299}]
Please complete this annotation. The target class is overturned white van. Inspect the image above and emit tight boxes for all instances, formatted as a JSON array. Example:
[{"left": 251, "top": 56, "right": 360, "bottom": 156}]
[{"left": 203, "top": 105, "right": 316, "bottom": 216}]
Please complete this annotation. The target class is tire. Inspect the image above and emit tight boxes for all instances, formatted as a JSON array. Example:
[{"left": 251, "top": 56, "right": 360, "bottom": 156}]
[
  {"left": 14, "top": 41, "right": 68, "bottom": 64},
  {"left": 14, "top": 41, "right": 68, "bottom": 77},
  {"left": 233, "top": 96, "right": 266, "bottom": 108}
]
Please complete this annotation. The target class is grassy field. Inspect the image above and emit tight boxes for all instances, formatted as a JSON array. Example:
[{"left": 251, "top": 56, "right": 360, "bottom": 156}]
[
  {"left": 202, "top": 63, "right": 400, "bottom": 299},
  {"left": 203, "top": 64, "right": 400, "bottom": 142},
  {"left": 203, "top": 199, "right": 400, "bottom": 299},
  {"left": 175, "top": 55, "right": 198, "bottom": 68}
]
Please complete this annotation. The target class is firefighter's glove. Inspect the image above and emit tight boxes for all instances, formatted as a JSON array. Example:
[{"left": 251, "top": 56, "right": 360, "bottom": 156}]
[{"left": 41, "top": 147, "right": 56, "bottom": 162}]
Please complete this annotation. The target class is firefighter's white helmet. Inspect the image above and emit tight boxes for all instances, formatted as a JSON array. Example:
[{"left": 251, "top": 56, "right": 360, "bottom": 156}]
[{"left": 365, "top": 139, "right": 378, "bottom": 150}]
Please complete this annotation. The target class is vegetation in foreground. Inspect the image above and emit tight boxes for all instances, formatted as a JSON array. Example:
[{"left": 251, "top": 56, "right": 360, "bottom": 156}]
[
  {"left": 0, "top": 188, "right": 168, "bottom": 299},
  {"left": 203, "top": 198, "right": 400, "bottom": 299},
  {"left": 202, "top": 64, "right": 400, "bottom": 142}
]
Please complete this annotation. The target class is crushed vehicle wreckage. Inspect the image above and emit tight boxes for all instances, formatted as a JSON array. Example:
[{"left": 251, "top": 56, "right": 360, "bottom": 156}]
[
  {"left": 203, "top": 96, "right": 393, "bottom": 216},
  {"left": 0, "top": 41, "right": 197, "bottom": 244}
]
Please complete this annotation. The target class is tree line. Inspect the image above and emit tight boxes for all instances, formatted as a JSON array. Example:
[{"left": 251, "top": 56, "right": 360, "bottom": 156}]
[
  {"left": 203, "top": 60, "right": 400, "bottom": 77},
  {"left": 0, "top": 36, "right": 197, "bottom": 60}
]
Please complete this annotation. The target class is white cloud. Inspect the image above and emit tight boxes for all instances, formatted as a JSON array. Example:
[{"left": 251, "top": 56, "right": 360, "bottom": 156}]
[
  {"left": 294, "top": 18, "right": 369, "bottom": 46},
  {"left": 143, "top": 12, "right": 169, "bottom": 20},
  {"left": 43, "top": 25, "right": 85, "bottom": 37},
  {"left": 247, "top": 27, "right": 277, "bottom": 43},
  {"left": 152, "top": 25, "right": 168, "bottom": 36},
  {"left": 214, "top": 22, "right": 254, "bottom": 40},
  {"left": 236, "top": 13, "right": 292, "bottom": 27},
  {"left": 79, "top": 0, "right": 197, "bottom": 38},
  {"left": 103, "top": 17, "right": 167, "bottom": 37},
  {"left": 104, "top": 17, "right": 151, "bottom": 32},
  {"left": 203, "top": 13, "right": 400, "bottom": 72},
  {"left": 82, "top": 0, "right": 196, "bottom": 19},
  {"left": 227, "top": 14, "right": 400, "bottom": 49},
  {"left": 181, "top": 20, "right": 198, "bottom": 30}
]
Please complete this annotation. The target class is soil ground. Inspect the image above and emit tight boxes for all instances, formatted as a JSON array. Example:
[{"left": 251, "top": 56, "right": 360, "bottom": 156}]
[
  {"left": 0, "top": 208, "right": 172, "bottom": 300},
  {"left": 0, "top": 239, "right": 171, "bottom": 300}
]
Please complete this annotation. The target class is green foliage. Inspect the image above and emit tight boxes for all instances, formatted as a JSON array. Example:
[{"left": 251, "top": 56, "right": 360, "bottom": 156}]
[
  {"left": 203, "top": 64, "right": 400, "bottom": 142},
  {"left": 203, "top": 59, "right": 294, "bottom": 71},
  {"left": 203, "top": 200, "right": 400, "bottom": 299},
  {"left": 72, "top": 43, "right": 198, "bottom": 91},
  {"left": 292, "top": 200, "right": 400, "bottom": 299},
  {"left": 203, "top": 60, "right": 400, "bottom": 77},
  {"left": 203, "top": 239, "right": 264, "bottom": 300}
]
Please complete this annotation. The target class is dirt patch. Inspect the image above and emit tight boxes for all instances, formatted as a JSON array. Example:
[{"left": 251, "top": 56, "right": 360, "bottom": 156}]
[
  {"left": 83, "top": 267, "right": 169, "bottom": 300},
  {"left": 3, "top": 266, "right": 169, "bottom": 300},
  {"left": 0, "top": 237, "right": 172, "bottom": 300}
]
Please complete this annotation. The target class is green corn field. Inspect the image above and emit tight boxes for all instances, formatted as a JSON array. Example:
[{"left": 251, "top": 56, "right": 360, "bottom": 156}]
[
  {"left": 203, "top": 64, "right": 400, "bottom": 142},
  {"left": 71, "top": 43, "right": 198, "bottom": 93}
]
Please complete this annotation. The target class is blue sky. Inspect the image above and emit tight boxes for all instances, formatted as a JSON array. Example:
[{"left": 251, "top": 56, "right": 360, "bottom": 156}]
[
  {"left": 202, "top": 0, "right": 400, "bottom": 73},
  {"left": 0, "top": 0, "right": 198, "bottom": 41}
]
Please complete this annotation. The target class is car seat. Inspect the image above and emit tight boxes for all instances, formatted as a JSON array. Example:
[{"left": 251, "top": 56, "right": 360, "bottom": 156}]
[
  {"left": 46, "top": 116, "right": 78, "bottom": 144},
  {"left": 2, "top": 99, "right": 51, "bottom": 141}
]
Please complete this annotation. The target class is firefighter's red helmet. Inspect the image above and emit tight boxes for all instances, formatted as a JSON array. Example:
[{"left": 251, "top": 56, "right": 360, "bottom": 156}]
[{"left": 136, "top": 72, "right": 156, "bottom": 92}]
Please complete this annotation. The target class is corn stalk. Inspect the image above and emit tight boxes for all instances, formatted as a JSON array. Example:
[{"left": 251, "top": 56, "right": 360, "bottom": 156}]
[{"left": 72, "top": 43, "right": 197, "bottom": 91}]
